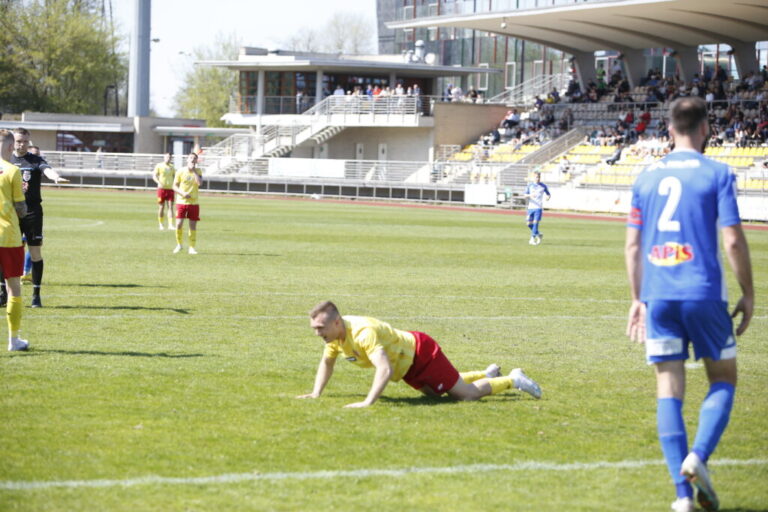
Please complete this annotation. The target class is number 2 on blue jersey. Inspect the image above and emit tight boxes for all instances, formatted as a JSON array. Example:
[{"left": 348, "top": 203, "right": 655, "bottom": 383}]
[{"left": 657, "top": 176, "right": 681, "bottom": 232}]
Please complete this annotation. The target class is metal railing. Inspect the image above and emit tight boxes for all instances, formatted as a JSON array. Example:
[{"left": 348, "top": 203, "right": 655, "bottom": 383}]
[
  {"left": 489, "top": 74, "right": 571, "bottom": 106},
  {"left": 41, "top": 150, "right": 535, "bottom": 187},
  {"left": 230, "top": 94, "right": 437, "bottom": 117},
  {"left": 519, "top": 126, "right": 588, "bottom": 165}
]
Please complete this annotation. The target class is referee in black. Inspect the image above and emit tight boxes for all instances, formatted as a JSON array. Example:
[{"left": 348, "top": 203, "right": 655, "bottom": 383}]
[{"left": 0, "top": 128, "right": 68, "bottom": 308}]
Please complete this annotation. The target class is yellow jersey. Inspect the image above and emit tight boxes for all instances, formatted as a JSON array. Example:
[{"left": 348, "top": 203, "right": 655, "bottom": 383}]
[
  {"left": 0, "top": 159, "right": 24, "bottom": 247},
  {"left": 323, "top": 316, "right": 416, "bottom": 382},
  {"left": 153, "top": 162, "right": 175, "bottom": 189},
  {"left": 174, "top": 167, "right": 202, "bottom": 205}
]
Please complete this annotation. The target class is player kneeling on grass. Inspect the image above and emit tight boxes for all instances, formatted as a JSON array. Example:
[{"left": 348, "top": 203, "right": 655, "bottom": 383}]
[{"left": 297, "top": 301, "right": 541, "bottom": 408}]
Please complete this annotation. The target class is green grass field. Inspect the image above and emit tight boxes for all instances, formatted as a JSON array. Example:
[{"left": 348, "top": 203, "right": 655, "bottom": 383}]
[{"left": 1, "top": 188, "right": 766, "bottom": 511}]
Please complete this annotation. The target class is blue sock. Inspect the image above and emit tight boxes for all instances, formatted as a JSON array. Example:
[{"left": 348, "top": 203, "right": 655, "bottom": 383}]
[
  {"left": 658, "top": 397, "right": 693, "bottom": 498},
  {"left": 528, "top": 224, "right": 534, "bottom": 234},
  {"left": 24, "top": 252, "right": 32, "bottom": 274},
  {"left": 692, "top": 382, "right": 735, "bottom": 463},
  {"left": 531, "top": 223, "right": 539, "bottom": 236}
]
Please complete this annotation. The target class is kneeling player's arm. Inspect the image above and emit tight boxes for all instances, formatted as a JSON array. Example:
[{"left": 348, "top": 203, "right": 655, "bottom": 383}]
[
  {"left": 14, "top": 201, "right": 27, "bottom": 219},
  {"left": 362, "top": 349, "right": 393, "bottom": 406},
  {"left": 307, "top": 356, "right": 336, "bottom": 398}
]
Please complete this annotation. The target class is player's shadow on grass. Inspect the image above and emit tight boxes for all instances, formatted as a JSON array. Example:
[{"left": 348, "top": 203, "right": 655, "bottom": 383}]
[
  {"left": 47, "top": 305, "right": 191, "bottom": 314},
  {"left": 36, "top": 349, "right": 204, "bottom": 358},
  {"left": 64, "top": 283, "right": 170, "bottom": 289},
  {"left": 376, "top": 394, "right": 525, "bottom": 406},
  {"left": 720, "top": 509, "right": 768, "bottom": 512}
]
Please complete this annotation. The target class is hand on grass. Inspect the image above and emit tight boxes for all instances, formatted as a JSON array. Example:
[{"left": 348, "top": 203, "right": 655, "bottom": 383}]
[{"left": 343, "top": 401, "right": 371, "bottom": 408}]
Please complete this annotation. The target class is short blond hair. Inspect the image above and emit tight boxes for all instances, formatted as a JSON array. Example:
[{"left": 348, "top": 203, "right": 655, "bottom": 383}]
[{"left": 309, "top": 300, "right": 340, "bottom": 320}]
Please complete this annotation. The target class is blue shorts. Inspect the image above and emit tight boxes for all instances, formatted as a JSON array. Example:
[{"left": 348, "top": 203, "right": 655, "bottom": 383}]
[
  {"left": 527, "top": 208, "right": 543, "bottom": 223},
  {"left": 645, "top": 300, "right": 736, "bottom": 365}
]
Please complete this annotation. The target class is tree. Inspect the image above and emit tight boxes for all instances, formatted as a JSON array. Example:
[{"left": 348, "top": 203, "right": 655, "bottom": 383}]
[
  {"left": 0, "top": 0, "right": 126, "bottom": 115},
  {"left": 173, "top": 33, "right": 240, "bottom": 128},
  {"left": 283, "top": 12, "right": 374, "bottom": 55}
]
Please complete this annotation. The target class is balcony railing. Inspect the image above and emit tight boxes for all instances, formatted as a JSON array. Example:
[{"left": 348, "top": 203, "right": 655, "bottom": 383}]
[{"left": 230, "top": 94, "right": 440, "bottom": 117}]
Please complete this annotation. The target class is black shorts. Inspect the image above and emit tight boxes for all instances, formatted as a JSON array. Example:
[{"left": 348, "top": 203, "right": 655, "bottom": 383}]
[{"left": 20, "top": 207, "right": 43, "bottom": 247}]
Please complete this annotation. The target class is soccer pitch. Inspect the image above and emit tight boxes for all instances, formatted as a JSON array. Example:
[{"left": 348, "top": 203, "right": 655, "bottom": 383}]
[{"left": 1, "top": 188, "right": 766, "bottom": 511}]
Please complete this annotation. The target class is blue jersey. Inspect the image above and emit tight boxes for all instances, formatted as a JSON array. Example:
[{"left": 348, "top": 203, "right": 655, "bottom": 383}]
[
  {"left": 628, "top": 149, "right": 741, "bottom": 301},
  {"left": 525, "top": 182, "right": 550, "bottom": 210}
]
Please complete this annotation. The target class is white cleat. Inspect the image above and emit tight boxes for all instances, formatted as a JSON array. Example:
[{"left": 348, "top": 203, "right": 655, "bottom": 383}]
[
  {"left": 484, "top": 363, "right": 502, "bottom": 378},
  {"left": 528, "top": 236, "right": 536, "bottom": 245},
  {"left": 188, "top": 247, "right": 198, "bottom": 255},
  {"left": 535, "top": 233, "right": 543, "bottom": 245},
  {"left": 173, "top": 244, "right": 183, "bottom": 254},
  {"left": 8, "top": 337, "right": 29, "bottom": 352},
  {"left": 158, "top": 224, "right": 165, "bottom": 231},
  {"left": 510, "top": 368, "right": 542, "bottom": 399},
  {"left": 670, "top": 497, "right": 695, "bottom": 512},
  {"left": 168, "top": 224, "right": 175, "bottom": 230},
  {"left": 681, "top": 453, "right": 719, "bottom": 511}
]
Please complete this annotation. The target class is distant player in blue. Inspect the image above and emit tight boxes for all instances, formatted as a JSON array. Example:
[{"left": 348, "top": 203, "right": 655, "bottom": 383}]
[
  {"left": 524, "top": 171, "right": 550, "bottom": 245},
  {"left": 625, "top": 97, "right": 754, "bottom": 512}
]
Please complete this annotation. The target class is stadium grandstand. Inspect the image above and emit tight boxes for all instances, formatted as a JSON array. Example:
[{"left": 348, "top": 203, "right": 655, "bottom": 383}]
[{"left": 19, "top": 0, "right": 768, "bottom": 221}]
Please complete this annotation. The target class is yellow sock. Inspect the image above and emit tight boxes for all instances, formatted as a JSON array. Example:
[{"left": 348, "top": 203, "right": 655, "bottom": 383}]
[
  {"left": 488, "top": 376, "right": 512, "bottom": 395},
  {"left": 188, "top": 229, "right": 196, "bottom": 248},
  {"left": 157, "top": 216, "right": 163, "bottom": 225},
  {"left": 7, "top": 296, "right": 22, "bottom": 337},
  {"left": 460, "top": 370, "right": 487, "bottom": 383},
  {"left": 175, "top": 228, "right": 183, "bottom": 245}
]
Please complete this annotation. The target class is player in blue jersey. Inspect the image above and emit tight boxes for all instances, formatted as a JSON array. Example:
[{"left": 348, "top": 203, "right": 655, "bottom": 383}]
[
  {"left": 524, "top": 171, "right": 550, "bottom": 245},
  {"left": 625, "top": 97, "right": 754, "bottom": 512}
]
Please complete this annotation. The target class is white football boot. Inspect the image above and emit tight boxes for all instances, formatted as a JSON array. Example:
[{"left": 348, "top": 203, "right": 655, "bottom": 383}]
[{"left": 510, "top": 368, "right": 542, "bottom": 399}]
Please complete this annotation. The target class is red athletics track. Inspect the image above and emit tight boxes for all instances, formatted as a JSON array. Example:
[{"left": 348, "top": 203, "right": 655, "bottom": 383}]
[{"left": 254, "top": 194, "right": 768, "bottom": 231}]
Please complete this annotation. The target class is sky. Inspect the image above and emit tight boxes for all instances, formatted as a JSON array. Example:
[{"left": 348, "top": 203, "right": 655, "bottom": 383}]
[{"left": 114, "top": 0, "right": 379, "bottom": 117}]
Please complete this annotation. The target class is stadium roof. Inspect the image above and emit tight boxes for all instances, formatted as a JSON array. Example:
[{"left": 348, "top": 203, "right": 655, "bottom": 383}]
[
  {"left": 386, "top": 0, "right": 768, "bottom": 55},
  {"left": 200, "top": 50, "right": 500, "bottom": 78}
]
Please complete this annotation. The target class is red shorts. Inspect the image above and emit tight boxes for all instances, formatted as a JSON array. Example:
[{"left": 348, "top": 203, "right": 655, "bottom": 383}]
[
  {"left": 402, "top": 331, "right": 460, "bottom": 394},
  {"left": 176, "top": 204, "right": 200, "bottom": 221},
  {"left": 0, "top": 246, "right": 25, "bottom": 278},
  {"left": 157, "top": 188, "right": 174, "bottom": 203}
]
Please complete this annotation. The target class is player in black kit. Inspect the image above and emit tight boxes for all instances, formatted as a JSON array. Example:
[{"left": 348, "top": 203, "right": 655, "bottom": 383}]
[{"left": 0, "top": 128, "right": 68, "bottom": 308}]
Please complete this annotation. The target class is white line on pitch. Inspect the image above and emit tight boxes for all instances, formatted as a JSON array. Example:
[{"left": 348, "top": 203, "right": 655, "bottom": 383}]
[
  {"left": 30, "top": 315, "right": 632, "bottom": 320},
  {"left": 1, "top": 458, "right": 765, "bottom": 491},
  {"left": 29, "top": 314, "right": 768, "bottom": 322}
]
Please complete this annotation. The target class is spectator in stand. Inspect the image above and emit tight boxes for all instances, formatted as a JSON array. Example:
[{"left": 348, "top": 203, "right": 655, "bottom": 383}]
[
  {"left": 467, "top": 86, "right": 479, "bottom": 103},
  {"left": 534, "top": 95, "right": 544, "bottom": 110},
  {"left": 606, "top": 143, "right": 624, "bottom": 165},
  {"left": 333, "top": 85, "right": 345, "bottom": 96},
  {"left": 451, "top": 85, "right": 463, "bottom": 102},
  {"left": 635, "top": 118, "right": 648, "bottom": 137},
  {"left": 502, "top": 109, "right": 521, "bottom": 130},
  {"left": 443, "top": 84, "right": 453, "bottom": 102}
]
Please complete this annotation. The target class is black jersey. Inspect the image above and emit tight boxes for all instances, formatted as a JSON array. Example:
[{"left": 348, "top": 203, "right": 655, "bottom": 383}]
[{"left": 10, "top": 152, "right": 51, "bottom": 208}]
